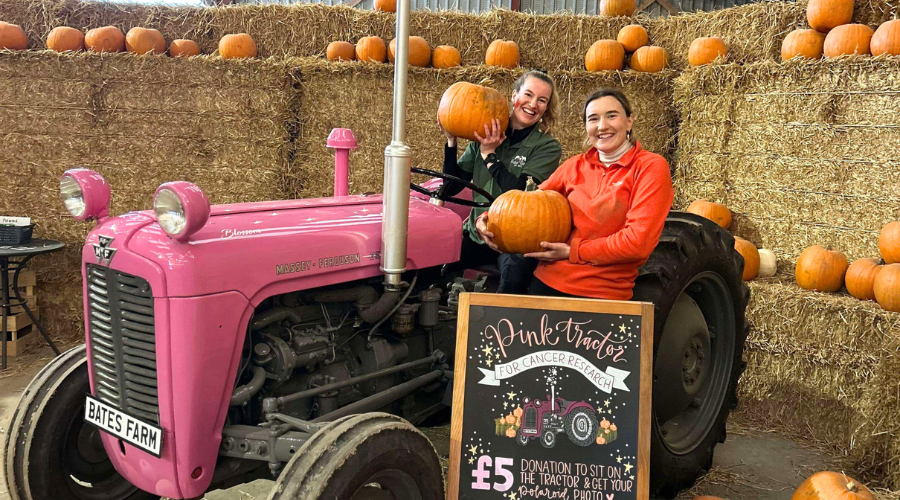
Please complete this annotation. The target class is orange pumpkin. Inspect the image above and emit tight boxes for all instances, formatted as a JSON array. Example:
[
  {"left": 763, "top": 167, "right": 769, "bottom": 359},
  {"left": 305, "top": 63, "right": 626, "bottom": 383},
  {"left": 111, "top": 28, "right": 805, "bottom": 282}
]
[
  {"left": 874, "top": 264, "right": 900, "bottom": 312},
  {"left": 782, "top": 29, "right": 826, "bottom": 60},
  {"left": 125, "top": 27, "right": 166, "bottom": 55},
  {"left": 879, "top": 221, "right": 900, "bottom": 264},
  {"left": 505, "top": 414, "right": 516, "bottom": 424},
  {"left": 0, "top": 22, "right": 27, "bottom": 50},
  {"left": 791, "top": 472, "right": 875, "bottom": 500},
  {"left": 388, "top": 36, "right": 431, "bottom": 66},
  {"left": 438, "top": 81, "right": 509, "bottom": 142},
  {"left": 686, "top": 199, "right": 732, "bottom": 229},
  {"left": 688, "top": 36, "right": 728, "bottom": 66},
  {"left": 432, "top": 45, "right": 461, "bottom": 68},
  {"left": 734, "top": 237, "right": 760, "bottom": 281},
  {"left": 505, "top": 427, "right": 517, "bottom": 438},
  {"left": 845, "top": 258, "right": 883, "bottom": 301},
  {"left": 326, "top": 41, "right": 355, "bottom": 61},
  {"left": 374, "top": 0, "right": 396, "bottom": 12},
  {"left": 46, "top": 26, "right": 84, "bottom": 52},
  {"left": 585, "top": 40, "right": 625, "bottom": 71},
  {"left": 795, "top": 246, "right": 848, "bottom": 293},
  {"left": 596, "top": 436, "right": 604, "bottom": 445},
  {"left": 807, "top": 0, "right": 853, "bottom": 33},
  {"left": 84, "top": 26, "right": 125, "bottom": 53},
  {"left": 513, "top": 407, "right": 523, "bottom": 418},
  {"left": 169, "top": 39, "right": 200, "bottom": 57},
  {"left": 486, "top": 178, "right": 572, "bottom": 254},
  {"left": 617, "top": 25, "right": 648, "bottom": 52},
  {"left": 485, "top": 40, "right": 519, "bottom": 68},
  {"left": 824, "top": 24, "right": 874, "bottom": 57},
  {"left": 630, "top": 45, "right": 669, "bottom": 72},
  {"left": 871, "top": 19, "right": 900, "bottom": 56},
  {"left": 356, "top": 36, "right": 386, "bottom": 63},
  {"left": 219, "top": 33, "right": 257, "bottom": 59},
  {"left": 600, "top": 0, "right": 636, "bottom": 17}
]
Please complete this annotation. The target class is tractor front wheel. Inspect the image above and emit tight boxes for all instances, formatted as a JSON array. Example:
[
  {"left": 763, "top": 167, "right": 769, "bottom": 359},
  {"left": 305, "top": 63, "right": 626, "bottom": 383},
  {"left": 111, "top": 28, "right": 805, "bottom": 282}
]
[
  {"left": 268, "top": 413, "right": 444, "bottom": 500},
  {"left": 3, "top": 345, "right": 157, "bottom": 500}
]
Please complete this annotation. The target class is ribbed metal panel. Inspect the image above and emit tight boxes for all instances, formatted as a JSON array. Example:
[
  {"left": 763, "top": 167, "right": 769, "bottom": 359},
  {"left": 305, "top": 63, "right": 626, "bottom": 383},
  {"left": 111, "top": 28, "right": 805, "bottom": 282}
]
[{"left": 88, "top": 265, "right": 160, "bottom": 425}]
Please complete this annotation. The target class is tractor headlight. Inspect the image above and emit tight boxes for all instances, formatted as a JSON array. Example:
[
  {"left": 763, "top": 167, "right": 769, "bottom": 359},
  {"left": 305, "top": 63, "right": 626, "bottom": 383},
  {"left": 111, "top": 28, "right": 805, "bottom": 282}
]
[
  {"left": 153, "top": 182, "right": 210, "bottom": 242},
  {"left": 60, "top": 169, "right": 111, "bottom": 221}
]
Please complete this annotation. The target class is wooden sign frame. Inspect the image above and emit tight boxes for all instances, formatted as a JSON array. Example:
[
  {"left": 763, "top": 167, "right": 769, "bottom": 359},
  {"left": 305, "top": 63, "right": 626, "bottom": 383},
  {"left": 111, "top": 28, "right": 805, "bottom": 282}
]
[{"left": 449, "top": 292, "right": 654, "bottom": 500}]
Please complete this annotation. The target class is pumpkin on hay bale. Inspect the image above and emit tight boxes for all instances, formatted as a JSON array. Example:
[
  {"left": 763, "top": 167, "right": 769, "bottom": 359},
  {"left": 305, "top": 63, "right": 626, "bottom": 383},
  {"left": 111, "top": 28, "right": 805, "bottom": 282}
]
[
  {"left": 617, "top": 25, "right": 648, "bottom": 53},
  {"left": 734, "top": 237, "right": 760, "bottom": 281},
  {"left": 486, "top": 177, "right": 572, "bottom": 255},
  {"left": 485, "top": 40, "right": 519, "bottom": 68},
  {"left": 879, "top": 221, "right": 900, "bottom": 264},
  {"left": 85, "top": 26, "right": 124, "bottom": 53},
  {"left": 169, "top": 39, "right": 200, "bottom": 57},
  {"left": 389, "top": 36, "right": 431, "bottom": 67},
  {"left": 874, "top": 264, "right": 900, "bottom": 312},
  {"left": 806, "top": 0, "right": 853, "bottom": 33},
  {"left": 356, "top": 36, "right": 386, "bottom": 63},
  {"left": 600, "top": 0, "right": 636, "bottom": 17},
  {"left": 824, "top": 24, "right": 874, "bottom": 57},
  {"left": 432, "top": 45, "right": 461, "bottom": 68},
  {"left": 0, "top": 21, "right": 27, "bottom": 50},
  {"left": 630, "top": 46, "right": 669, "bottom": 72},
  {"left": 126, "top": 27, "right": 166, "bottom": 55},
  {"left": 219, "top": 33, "right": 257, "bottom": 59},
  {"left": 585, "top": 40, "right": 625, "bottom": 71},
  {"left": 782, "top": 29, "right": 825, "bottom": 60},
  {"left": 47, "top": 27, "right": 84, "bottom": 52},
  {"left": 791, "top": 472, "right": 874, "bottom": 500},
  {"left": 758, "top": 249, "right": 777, "bottom": 278},
  {"left": 795, "top": 245, "right": 848, "bottom": 293},
  {"left": 686, "top": 199, "right": 731, "bottom": 229},
  {"left": 688, "top": 36, "right": 727, "bottom": 66},
  {"left": 374, "top": 0, "right": 396, "bottom": 12},
  {"left": 871, "top": 20, "right": 900, "bottom": 56},
  {"left": 326, "top": 41, "right": 355, "bottom": 61},
  {"left": 845, "top": 257, "right": 883, "bottom": 301},
  {"left": 438, "top": 82, "right": 509, "bottom": 142}
]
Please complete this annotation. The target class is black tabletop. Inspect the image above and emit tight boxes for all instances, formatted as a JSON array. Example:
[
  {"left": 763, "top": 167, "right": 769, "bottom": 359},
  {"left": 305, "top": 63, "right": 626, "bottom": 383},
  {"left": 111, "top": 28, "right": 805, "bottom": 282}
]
[{"left": 0, "top": 239, "right": 66, "bottom": 258}]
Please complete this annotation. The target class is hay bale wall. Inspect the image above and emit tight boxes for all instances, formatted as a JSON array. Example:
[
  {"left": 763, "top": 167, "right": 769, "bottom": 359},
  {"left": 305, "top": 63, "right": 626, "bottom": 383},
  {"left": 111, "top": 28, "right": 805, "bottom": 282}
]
[
  {"left": 4, "top": 0, "right": 892, "bottom": 72},
  {"left": 673, "top": 58, "right": 900, "bottom": 263},
  {"left": 290, "top": 60, "right": 676, "bottom": 198},
  {"left": 740, "top": 277, "right": 900, "bottom": 488},
  {"left": 0, "top": 51, "right": 298, "bottom": 343}
]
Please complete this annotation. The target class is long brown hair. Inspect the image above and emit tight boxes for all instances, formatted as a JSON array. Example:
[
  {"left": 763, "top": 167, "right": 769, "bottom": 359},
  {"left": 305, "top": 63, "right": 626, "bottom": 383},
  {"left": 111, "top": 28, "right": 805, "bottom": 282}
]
[{"left": 513, "top": 70, "right": 559, "bottom": 133}]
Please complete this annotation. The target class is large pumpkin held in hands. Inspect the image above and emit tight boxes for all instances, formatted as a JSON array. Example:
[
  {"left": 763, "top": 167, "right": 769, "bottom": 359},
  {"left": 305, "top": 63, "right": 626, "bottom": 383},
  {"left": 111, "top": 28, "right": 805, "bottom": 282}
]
[
  {"left": 630, "top": 45, "right": 669, "bottom": 72},
  {"left": 485, "top": 40, "right": 519, "bottom": 68},
  {"left": 326, "top": 41, "right": 355, "bottom": 61},
  {"left": 0, "top": 22, "right": 28, "bottom": 50},
  {"left": 806, "top": 0, "right": 853, "bottom": 33},
  {"left": 617, "top": 25, "right": 648, "bottom": 52},
  {"left": 219, "top": 33, "right": 257, "bottom": 59},
  {"left": 874, "top": 264, "right": 900, "bottom": 312},
  {"left": 879, "top": 221, "right": 900, "bottom": 263},
  {"left": 585, "top": 40, "right": 625, "bottom": 71},
  {"left": 871, "top": 19, "right": 900, "bottom": 56},
  {"left": 686, "top": 199, "right": 731, "bottom": 229},
  {"left": 824, "top": 24, "right": 874, "bottom": 57},
  {"left": 85, "top": 26, "right": 125, "bottom": 53},
  {"left": 845, "top": 257, "right": 883, "bottom": 301},
  {"left": 125, "top": 27, "right": 166, "bottom": 55},
  {"left": 389, "top": 36, "right": 431, "bottom": 66},
  {"left": 438, "top": 82, "right": 509, "bottom": 142},
  {"left": 47, "top": 26, "right": 84, "bottom": 52},
  {"left": 782, "top": 29, "right": 826, "bottom": 60},
  {"left": 432, "top": 45, "right": 461, "bottom": 68},
  {"left": 486, "top": 178, "right": 572, "bottom": 255},
  {"left": 356, "top": 36, "right": 387, "bottom": 63},
  {"left": 795, "top": 245, "right": 848, "bottom": 293},
  {"left": 734, "top": 237, "right": 760, "bottom": 281},
  {"left": 600, "top": 0, "right": 636, "bottom": 17},
  {"left": 688, "top": 36, "right": 728, "bottom": 66},
  {"left": 791, "top": 472, "right": 875, "bottom": 500}
]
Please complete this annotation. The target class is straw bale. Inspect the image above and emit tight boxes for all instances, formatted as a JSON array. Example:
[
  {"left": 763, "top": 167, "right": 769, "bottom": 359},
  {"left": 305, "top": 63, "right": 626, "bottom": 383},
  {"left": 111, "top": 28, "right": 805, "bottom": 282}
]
[
  {"left": 673, "top": 57, "right": 900, "bottom": 262},
  {"left": 739, "top": 277, "right": 900, "bottom": 487},
  {"left": 0, "top": 51, "right": 299, "bottom": 344},
  {"left": 289, "top": 58, "right": 675, "bottom": 198}
]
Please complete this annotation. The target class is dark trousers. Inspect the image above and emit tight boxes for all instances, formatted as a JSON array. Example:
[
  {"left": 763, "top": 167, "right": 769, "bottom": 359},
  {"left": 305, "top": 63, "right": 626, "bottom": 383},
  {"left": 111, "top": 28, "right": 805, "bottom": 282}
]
[
  {"left": 528, "top": 276, "right": 578, "bottom": 297},
  {"left": 446, "top": 237, "right": 538, "bottom": 294}
]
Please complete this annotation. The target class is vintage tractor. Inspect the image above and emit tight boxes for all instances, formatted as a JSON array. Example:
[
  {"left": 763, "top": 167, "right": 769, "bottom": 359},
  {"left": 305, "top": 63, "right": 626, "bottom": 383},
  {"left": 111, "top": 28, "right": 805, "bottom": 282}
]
[
  {"left": 2, "top": 2, "right": 748, "bottom": 500},
  {"left": 515, "top": 396, "right": 599, "bottom": 448}
]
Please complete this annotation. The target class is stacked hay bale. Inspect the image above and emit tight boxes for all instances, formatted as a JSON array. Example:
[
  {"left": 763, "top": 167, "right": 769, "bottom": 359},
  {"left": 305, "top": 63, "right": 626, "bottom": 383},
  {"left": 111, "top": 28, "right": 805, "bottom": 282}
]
[
  {"left": 674, "top": 58, "right": 900, "bottom": 488},
  {"left": 290, "top": 60, "right": 676, "bottom": 197},
  {"left": 0, "top": 51, "right": 298, "bottom": 343}
]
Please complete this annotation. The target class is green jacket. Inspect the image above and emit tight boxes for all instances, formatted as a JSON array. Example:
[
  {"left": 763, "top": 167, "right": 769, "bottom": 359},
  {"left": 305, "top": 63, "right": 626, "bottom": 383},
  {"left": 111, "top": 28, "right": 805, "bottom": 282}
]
[{"left": 458, "top": 126, "right": 563, "bottom": 244}]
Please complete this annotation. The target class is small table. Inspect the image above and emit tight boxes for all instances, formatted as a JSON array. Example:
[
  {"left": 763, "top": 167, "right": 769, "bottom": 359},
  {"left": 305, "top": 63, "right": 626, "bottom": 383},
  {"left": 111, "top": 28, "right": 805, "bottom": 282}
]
[{"left": 1, "top": 239, "right": 64, "bottom": 369}]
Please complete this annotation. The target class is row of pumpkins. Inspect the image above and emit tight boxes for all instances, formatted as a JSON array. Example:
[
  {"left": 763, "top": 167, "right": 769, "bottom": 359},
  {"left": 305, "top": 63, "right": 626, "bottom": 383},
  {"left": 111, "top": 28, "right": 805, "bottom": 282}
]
[
  {"left": 0, "top": 21, "right": 259, "bottom": 59},
  {"left": 687, "top": 199, "right": 900, "bottom": 313},
  {"left": 781, "top": 0, "right": 900, "bottom": 60},
  {"left": 372, "top": 0, "right": 640, "bottom": 17},
  {"left": 696, "top": 470, "right": 877, "bottom": 500}
]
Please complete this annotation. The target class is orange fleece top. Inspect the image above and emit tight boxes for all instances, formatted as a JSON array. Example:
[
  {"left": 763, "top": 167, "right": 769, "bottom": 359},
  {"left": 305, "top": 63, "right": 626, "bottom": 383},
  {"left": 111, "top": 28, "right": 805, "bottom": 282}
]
[{"left": 534, "top": 142, "right": 674, "bottom": 300}]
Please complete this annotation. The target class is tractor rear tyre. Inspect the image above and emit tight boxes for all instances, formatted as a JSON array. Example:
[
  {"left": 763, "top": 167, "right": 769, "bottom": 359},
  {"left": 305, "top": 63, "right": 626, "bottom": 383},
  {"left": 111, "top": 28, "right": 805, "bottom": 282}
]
[
  {"left": 564, "top": 407, "right": 598, "bottom": 447},
  {"left": 3, "top": 344, "right": 157, "bottom": 500},
  {"left": 632, "top": 212, "right": 749, "bottom": 499},
  {"left": 268, "top": 413, "right": 443, "bottom": 500}
]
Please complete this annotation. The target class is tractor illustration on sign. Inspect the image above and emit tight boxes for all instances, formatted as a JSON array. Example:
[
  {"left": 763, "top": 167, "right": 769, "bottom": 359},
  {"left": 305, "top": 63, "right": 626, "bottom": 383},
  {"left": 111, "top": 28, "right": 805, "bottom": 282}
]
[{"left": 516, "top": 395, "right": 598, "bottom": 448}]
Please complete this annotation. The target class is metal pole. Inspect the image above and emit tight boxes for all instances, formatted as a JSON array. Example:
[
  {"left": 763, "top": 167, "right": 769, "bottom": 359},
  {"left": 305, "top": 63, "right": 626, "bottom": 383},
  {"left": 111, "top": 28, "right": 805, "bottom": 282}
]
[
  {"left": 380, "top": 0, "right": 413, "bottom": 289},
  {"left": 2, "top": 258, "right": 8, "bottom": 370}
]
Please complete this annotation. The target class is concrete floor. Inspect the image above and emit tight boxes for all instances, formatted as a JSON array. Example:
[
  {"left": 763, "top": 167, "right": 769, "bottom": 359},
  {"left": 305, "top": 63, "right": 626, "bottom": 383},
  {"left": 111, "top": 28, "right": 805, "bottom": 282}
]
[{"left": 0, "top": 348, "right": 840, "bottom": 500}]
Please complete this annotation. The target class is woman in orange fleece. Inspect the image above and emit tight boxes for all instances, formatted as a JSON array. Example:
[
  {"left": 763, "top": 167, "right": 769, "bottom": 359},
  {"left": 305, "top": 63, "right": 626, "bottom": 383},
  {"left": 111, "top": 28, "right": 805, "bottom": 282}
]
[{"left": 477, "top": 88, "right": 673, "bottom": 300}]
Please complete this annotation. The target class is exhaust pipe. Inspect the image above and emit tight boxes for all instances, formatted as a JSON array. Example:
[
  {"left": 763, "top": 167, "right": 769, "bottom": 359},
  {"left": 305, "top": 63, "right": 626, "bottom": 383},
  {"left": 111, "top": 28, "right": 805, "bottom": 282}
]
[{"left": 381, "top": 0, "right": 412, "bottom": 290}]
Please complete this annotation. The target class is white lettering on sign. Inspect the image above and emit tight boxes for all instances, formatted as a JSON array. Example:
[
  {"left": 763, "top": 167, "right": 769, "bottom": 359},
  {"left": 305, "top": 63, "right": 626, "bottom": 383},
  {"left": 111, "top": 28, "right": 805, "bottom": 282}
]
[{"left": 477, "top": 350, "right": 631, "bottom": 393}]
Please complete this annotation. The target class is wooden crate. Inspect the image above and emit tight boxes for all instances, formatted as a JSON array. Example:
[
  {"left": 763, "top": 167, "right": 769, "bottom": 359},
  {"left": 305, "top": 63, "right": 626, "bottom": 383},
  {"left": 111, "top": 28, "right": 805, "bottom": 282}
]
[
  {"left": 3, "top": 308, "right": 40, "bottom": 332},
  {"left": 9, "top": 295, "right": 37, "bottom": 315},
  {"left": 7, "top": 270, "right": 36, "bottom": 287},
  {"left": 4, "top": 324, "right": 40, "bottom": 357}
]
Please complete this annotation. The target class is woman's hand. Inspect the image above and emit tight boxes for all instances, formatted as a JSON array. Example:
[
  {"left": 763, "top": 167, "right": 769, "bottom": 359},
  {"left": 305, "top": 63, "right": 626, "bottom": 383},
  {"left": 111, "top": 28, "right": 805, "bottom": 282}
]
[
  {"left": 437, "top": 114, "right": 456, "bottom": 147},
  {"left": 525, "top": 241, "right": 570, "bottom": 262},
  {"left": 474, "top": 118, "right": 506, "bottom": 158},
  {"left": 475, "top": 213, "right": 500, "bottom": 252}
]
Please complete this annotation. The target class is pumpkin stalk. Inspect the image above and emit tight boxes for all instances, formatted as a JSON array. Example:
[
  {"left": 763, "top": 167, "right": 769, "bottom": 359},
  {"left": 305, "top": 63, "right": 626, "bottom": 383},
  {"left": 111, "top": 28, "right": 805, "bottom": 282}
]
[
  {"left": 847, "top": 481, "right": 858, "bottom": 493},
  {"left": 525, "top": 177, "right": 537, "bottom": 192}
]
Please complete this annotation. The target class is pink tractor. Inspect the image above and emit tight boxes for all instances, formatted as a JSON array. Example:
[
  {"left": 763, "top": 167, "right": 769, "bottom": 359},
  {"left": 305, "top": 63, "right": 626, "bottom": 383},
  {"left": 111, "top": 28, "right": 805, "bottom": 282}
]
[
  {"left": 516, "top": 396, "right": 598, "bottom": 448},
  {"left": 3, "top": 2, "right": 749, "bottom": 499}
]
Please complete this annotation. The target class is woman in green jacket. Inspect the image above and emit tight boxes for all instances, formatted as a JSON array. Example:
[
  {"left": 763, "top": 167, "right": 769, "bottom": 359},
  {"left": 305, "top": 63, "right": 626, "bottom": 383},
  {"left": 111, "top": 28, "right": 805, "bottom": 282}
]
[{"left": 440, "top": 70, "right": 563, "bottom": 293}]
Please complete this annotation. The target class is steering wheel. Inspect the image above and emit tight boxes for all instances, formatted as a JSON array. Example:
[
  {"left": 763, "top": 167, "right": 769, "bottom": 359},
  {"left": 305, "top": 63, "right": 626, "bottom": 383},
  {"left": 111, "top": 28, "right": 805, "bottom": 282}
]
[{"left": 410, "top": 167, "right": 495, "bottom": 208}]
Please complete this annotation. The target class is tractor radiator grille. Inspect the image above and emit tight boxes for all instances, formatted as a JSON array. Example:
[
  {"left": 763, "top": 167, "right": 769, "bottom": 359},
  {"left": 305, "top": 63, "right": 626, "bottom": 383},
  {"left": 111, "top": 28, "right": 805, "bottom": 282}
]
[{"left": 87, "top": 264, "right": 160, "bottom": 425}]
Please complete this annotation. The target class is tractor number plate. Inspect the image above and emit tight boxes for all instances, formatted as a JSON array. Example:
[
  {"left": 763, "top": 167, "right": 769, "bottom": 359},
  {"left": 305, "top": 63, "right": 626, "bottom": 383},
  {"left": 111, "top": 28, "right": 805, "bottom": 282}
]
[{"left": 84, "top": 395, "right": 163, "bottom": 457}]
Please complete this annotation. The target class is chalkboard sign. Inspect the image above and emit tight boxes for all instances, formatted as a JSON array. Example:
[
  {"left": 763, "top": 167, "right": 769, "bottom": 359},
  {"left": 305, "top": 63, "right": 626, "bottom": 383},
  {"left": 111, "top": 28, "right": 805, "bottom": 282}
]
[{"left": 449, "top": 293, "right": 653, "bottom": 500}]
